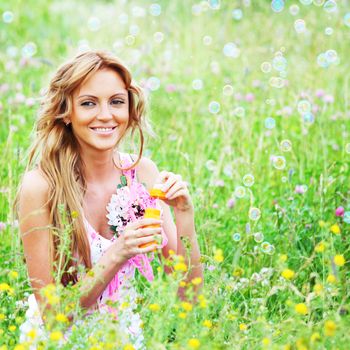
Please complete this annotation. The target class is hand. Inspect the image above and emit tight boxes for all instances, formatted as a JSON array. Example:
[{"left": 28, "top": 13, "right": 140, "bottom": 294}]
[
  {"left": 156, "top": 171, "right": 194, "bottom": 213},
  {"left": 111, "top": 218, "right": 163, "bottom": 262}
]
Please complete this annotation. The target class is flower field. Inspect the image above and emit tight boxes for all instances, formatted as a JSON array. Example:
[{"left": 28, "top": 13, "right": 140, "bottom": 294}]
[{"left": 0, "top": 0, "right": 350, "bottom": 349}]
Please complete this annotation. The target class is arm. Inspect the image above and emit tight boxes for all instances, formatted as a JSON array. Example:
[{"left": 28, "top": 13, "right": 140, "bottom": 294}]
[
  {"left": 18, "top": 169, "right": 160, "bottom": 319},
  {"left": 137, "top": 157, "right": 204, "bottom": 297}
]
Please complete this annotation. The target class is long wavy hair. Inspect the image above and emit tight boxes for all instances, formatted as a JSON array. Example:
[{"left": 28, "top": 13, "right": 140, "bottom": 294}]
[{"left": 15, "top": 50, "right": 150, "bottom": 286}]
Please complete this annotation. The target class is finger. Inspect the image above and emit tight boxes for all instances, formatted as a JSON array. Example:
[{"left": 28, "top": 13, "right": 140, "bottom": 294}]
[
  {"left": 127, "top": 218, "right": 163, "bottom": 230},
  {"left": 162, "top": 174, "right": 182, "bottom": 193},
  {"left": 134, "top": 227, "right": 162, "bottom": 238},
  {"left": 166, "top": 189, "right": 189, "bottom": 201},
  {"left": 138, "top": 243, "right": 161, "bottom": 254},
  {"left": 136, "top": 234, "right": 161, "bottom": 247},
  {"left": 157, "top": 171, "right": 172, "bottom": 183},
  {"left": 165, "top": 181, "right": 187, "bottom": 198}
]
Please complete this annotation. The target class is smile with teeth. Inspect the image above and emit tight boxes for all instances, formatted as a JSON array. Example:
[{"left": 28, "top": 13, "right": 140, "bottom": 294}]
[{"left": 90, "top": 126, "right": 117, "bottom": 133}]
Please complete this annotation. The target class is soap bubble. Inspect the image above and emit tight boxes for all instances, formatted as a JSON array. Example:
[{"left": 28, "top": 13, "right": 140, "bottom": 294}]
[
  {"left": 2, "top": 11, "right": 14, "bottom": 23},
  {"left": 297, "top": 99, "right": 311, "bottom": 115},
  {"left": 232, "top": 9, "right": 243, "bottom": 20},
  {"left": 325, "top": 27, "right": 333, "bottom": 35},
  {"left": 344, "top": 13, "right": 350, "bottom": 27},
  {"left": 208, "top": 0, "right": 220, "bottom": 10},
  {"left": 317, "top": 53, "right": 329, "bottom": 68},
  {"left": 223, "top": 85, "right": 234, "bottom": 96},
  {"left": 243, "top": 174, "right": 255, "bottom": 187},
  {"left": 203, "top": 35, "right": 212, "bottom": 45},
  {"left": 265, "top": 117, "right": 276, "bottom": 129},
  {"left": 271, "top": 0, "right": 285, "bottom": 12},
  {"left": 208, "top": 101, "right": 220, "bottom": 114},
  {"left": 125, "top": 35, "right": 135, "bottom": 46},
  {"left": 192, "top": 79, "right": 203, "bottom": 90},
  {"left": 149, "top": 3, "right": 161, "bottom": 16},
  {"left": 22, "top": 42, "right": 37, "bottom": 57},
  {"left": 343, "top": 211, "right": 350, "bottom": 224},
  {"left": 223, "top": 42, "right": 240, "bottom": 58},
  {"left": 273, "top": 156, "right": 286, "bottom": 170},
  {"left": 119, "top": 13, "right": 129, "bottom": 24},
  {"left": 147, "top": 77, "right": 160, "bottom": 91},
  {"left": 323, "top": 0, "right": 337, "bottom": 12},
  {"left": 289, "top": 4, "right": 299, "bottom": 15},
  {"left": 261, "top": 62, "right": 272, "bottom": 73},
  {"left": 303, "top": 112, "right": 315, "bottom": 124},
  {"left": 234, "top": 106, "right": 245, "bottom": 117},
  {"left": 153, "top": 32, "right": 164, "bottom": 43},
  {"left": 280, "top": 139, "right": 292, "bottom": 152},
  {"left": 88, "top": 17, "right": 101, "bottom": 31},
  {"left": 232, "top": 233, "right": 241, "bottom": 242},
  {"left": 294, "top": 19, "right": 306, "bottom": 33},
  {"left": 254, "top": 232, "right": 264, "bottom": 243},
  {"left": 325, "top": 49, "right": 338, "bottom": 64},
  {"left": 234, "top": 186, "right": 246, "bottom": 198},
  {"left": 266, "top": 243, "right": 275, "bottom": 255},
  {"left": 205, "top": 160, "right": 216, "bottom": 171},
  {"left": 272, "top": 56, "right": 287, "bottom": 71},
  {"left": 249, "top": 207, "right": 261, "bottom": 221}
]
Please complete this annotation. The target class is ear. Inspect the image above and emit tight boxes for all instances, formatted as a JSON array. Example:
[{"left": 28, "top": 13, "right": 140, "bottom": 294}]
[{"left": 63, "top": 118, "right": 71, "bottom": 125}]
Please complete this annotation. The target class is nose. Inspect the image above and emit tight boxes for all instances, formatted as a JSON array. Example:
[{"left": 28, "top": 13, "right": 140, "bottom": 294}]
[{"left": 96, "top": 102, "right": 113, "bottom": 121}]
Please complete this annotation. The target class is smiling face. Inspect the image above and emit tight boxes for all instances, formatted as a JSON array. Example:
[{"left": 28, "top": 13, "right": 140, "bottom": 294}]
[{"left": 69, "top": 68, "right": 129, "bottom": 154}]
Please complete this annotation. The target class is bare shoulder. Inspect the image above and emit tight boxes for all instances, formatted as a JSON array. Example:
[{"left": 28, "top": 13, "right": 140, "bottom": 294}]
[
  {"left": 132, "top": 154, "right": 160, "bottom": 189},
  {"left": 20, "top": 168, "right": 50, "bottom": 201}
]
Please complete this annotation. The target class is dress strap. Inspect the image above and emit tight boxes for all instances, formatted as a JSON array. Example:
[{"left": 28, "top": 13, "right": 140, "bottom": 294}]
[{"left": 118, "top": 152, "right": 137, "bottom": 184}]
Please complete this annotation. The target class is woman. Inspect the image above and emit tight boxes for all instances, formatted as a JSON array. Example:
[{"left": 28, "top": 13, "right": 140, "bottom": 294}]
[{"left": 16, "top": 50, "right": 203, "bottom": 347}]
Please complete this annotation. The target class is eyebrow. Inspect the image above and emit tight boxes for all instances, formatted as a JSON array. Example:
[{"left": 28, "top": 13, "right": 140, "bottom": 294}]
[{"left": 77, "top": 92, "right": 128, "bottom": 99}]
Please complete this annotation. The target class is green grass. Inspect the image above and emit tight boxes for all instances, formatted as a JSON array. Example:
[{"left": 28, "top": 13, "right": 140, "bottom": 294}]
[{"left": 1, "top": 0, "right": 350, "bottom": 349}]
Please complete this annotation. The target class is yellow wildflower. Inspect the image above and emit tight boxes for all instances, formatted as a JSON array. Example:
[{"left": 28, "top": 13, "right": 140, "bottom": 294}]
[
  {"left": 123, "top": 345, "right": 135, "bottom": 350},
  {"left": 178, "top": 312, "right": 187, "bottom": 319},
  {"left": 55, "top": 313, "right": 68, "bottom": 323},
  {"left": 168, "top": 249, "right": 175, "bottom": 256},
  {"left": 327, "top": 274, "right": 336, "bottom": 284},
  {"left": 8, "top": 325, "right": 16, "bottom": 332},
  {"left": 27, "top": 329, "right": 37, "bottom": 339},
  {"left": 313, "top": 283, "right": 323, "bottom": 294},
  {"left": 188, "top": 338, "right": 200, "bottom": 349},
  {"left": 233, "top": 267, "right": 244, "bottom": 277},
  {"left": 149, "top": 303, "right": 160, "bottom": 312},
  {"left": 262, "top": 338, "right": 271, "bottom": 346},
  {"left": 9, "top": 271, "right": 19, "bottom": 279},
  {"left": 295, "top": 303, "right": 308, "bottom": 315},
  {"left": 203, "top": 320, "right": 212, "bottom": 328},
  {"left": 279, "top": 254, "right": 288, "bottom": 262},
  {"left": 0, "top": 314, "right": 5, "bottom": 320},
  {"left": 0, "top": 283, "right": 10, "bottom": 292},
  {"left": 71, "top": 211, "right": 79, "bottom": 219},
  {"left": 14, "top": 345, "right": 25, "bottom": 350},
  {"left": 281, "top": 269, "right": 295, "bottom": 280},
  {"left": 50, "top": 331, "right": 63, "bottom": 341},
  {"left": 191, "top": 277, "right": 202, "bottom": 285},
  {"left": 318, "top": 220, "right": 326, "bottom": 228},
  {"left": 334, "top": 254, "right": 345, "bottom": 267},
  {"left": 324, "top": 320, "right": 336, "bottom": 337},
  {"left": 214, "top": 249, "right": 224, "bottom": 263},
  {"left": 239, "top": 323, "right": 248, "bottom": 331},
  {"left": 330, "top": 224, "right": 340, "bottom": 234},
  {"left": 181, "top": 302, "right": 193, "bottom": 312},
  {"left": 315, "top": 241, "right": 325, "bottom": 253},
  {"left": 174, "top": 262, "right": 187, "bottom": 272},
  {"left": 179, "top": 281, "right": 187, "bottom": 287},
  {"left": 310, "top": 332, "right": 321, "bottom": 342}
]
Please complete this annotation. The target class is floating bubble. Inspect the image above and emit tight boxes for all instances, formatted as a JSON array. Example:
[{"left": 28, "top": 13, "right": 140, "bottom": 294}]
[
  {"left": 325, "top": 27, "right": 333, "bottom": 35},
  {"left": 132, "top": 6, "right": 146, "bottom": 17},
  {"left": 208, "top": 101, "right": 220, "bottom": 114},
  {"left": 271, "top": 0, "right": 285, "bottom": 13},
  {"left": 205, "top": 160, "right": 216, "bottom": 171},
  {"left": 2, "top": 11, "right": 14, "bottom": 23},
  {"left": 223, "top": 42, "right": 240, "bottom": 58},
  {"left": 265, "top": 117, "right": 276, "bottom": 129},
  {"left": 147, "top": 77, "right": 160, "bottom": 91},
  {"left": 208, "top": 0, "right": 220, "bottom": 9},
  {"left": 88, "top": 17, "right": 101, "bottom": 31},
  {"left": 232, "top": 9, "right": 243, "bottom": 20},
  {"left": 249, "top": 207, "right": 261, "bottom": 221},
  {"left": 344, "top": 13, "right": 350, "bottom": 27},
  {"left": 325, "top": 49, "right": 338, "bottom": 64},
  {"left": 317, "top": 53, "right": 329, "bottom": 68},
  {"left": 261, "top": 241, "right": 270, "bottom": 253},
  {"left": 192, "top": 4, "right": 202, "bottom": 16},
  {"left": 324, "top": 0, "right": 337, "bottom": 12},
  {"left": 234, "top": 186, "right": 246, "bottom": 198},
  {"left": 313, "top": 0, "right": 325, "bottom": 5},
  {"left": 243, "top": 174, "right": 255, "bottom": 187},
  {"left": 129, "top": 24, "right": 140, "bottom": 36},
  {"left": 6, "top": 46, "right": 18, "bottom": 57},
  {"left": 272, "top": 56, "right": 287, "bottom": 72},
  {"left": 294, "top": 19, "right": 306, "bottom": 33},
  {"left": 119, "top": 13, "right": 129, "bottom": 24},
  {"left": 280, "top": 139, "right": 292, "bottom": 152},
  {"left": 281, "top": 176, "right": 288, "bottom": 182},
  {"left": 153, "top": 32, "right": 164, "bottom": 43},
  {"left": 224, "top": 164, "right": 233, "bottom": 177},
  {"left": 223, "top": 85, "right": 234, "bottom": 96},
  {"left": 203, "top": 35, "right": 212, "bottom": 45},
  {"left": 303, "top": 112, "right": 315, "bottom": 124},
  {"left": 289, "top": 4, "right": 299, "bottom": 15},
  {"left": 22, "top": 42, "right": 37, "bottom": 57},
  {"left": 266, "top": 244, "right": 275, "bottom": 255},
  {"left": 232, "top": 233, "right": 241, "bottom": 242},
  {"left": 254, "top": 232, "right": 264, "bottom": 243},
  {"left": 234, "top": 106, "right": 245, "bottom": 117},
  {"left": 261, "top": 62, "right": 272, "bottom": 73},
  {"left": 270, "top": 77, "right": 285, "bottom": 88},
  {"left": 297, "top": 99, "right": 311, "bottom": 115},
  {"left": 300, "top": 0, "right": 312, "bottom": 5},
  {"left": 149, "top": 3, "right": 161, "bottom": 16},
  {"left": 192, "top": 79, "right": 203, "bottom": 90},
  {"left": 125, "top": 35, "right": 135, "bottom": 46},
  {"left": 273, "top": 156, "right": 286, "bottom": 170},
  {"left": 344, "top": 211, "right": 350, "bottom": 224},
  {"left": 345, "top": 143, "right": 350, "bottom": 153}
]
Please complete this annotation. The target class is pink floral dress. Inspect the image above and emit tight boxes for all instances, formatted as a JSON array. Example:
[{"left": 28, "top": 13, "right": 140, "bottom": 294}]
[{"left": 19, "top": 152, "right": 168, "bottom": 349}]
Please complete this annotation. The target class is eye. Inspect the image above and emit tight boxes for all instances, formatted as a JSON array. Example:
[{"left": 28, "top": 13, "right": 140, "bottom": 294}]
[
  {"left": 81, "top": 101, "right": 95, "bottom": 107},
  {"left": 111, "top": 99, "right": 125, "bottom": 105}
]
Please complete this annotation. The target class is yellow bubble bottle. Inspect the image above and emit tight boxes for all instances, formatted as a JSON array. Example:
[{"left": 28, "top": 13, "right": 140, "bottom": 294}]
[
  {"left": 149, "top": 185, "right": 167, "bottom": 200},
  {"left": 139, "top": 208, "right": 161, "bottom": 249}
]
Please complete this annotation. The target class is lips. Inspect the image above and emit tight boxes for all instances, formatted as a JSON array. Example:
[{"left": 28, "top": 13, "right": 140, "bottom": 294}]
[{"left": 89, "top": 126, "right": 117, "bottom": 134}]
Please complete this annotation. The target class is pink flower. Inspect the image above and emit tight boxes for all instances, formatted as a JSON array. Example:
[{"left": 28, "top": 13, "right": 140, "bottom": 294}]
[
  {"left": 0, "top": 222, "right": 6, "bottom": 231},
  {"left": 227, "top": 198, "right": 236, "bottom": 208},
  {"left": 165, "top": 84, "right": 177, "bottom": 93},
  {"left": 234, "top": 93, "right": 243, "bottom": 101},
  {"left": 315, "top": 89, "right": 325, "bottom": 98},
  {"left": 295, "top": 185, "right": 306, "bottom": 194},
  {"left": 323, "top": 94, "right": 334, "bottom": 103},
  {"left": 335, "top": 206, "right": 344, "bottom": 217},
  {"left": 245, "top": 93, "right": 255, "bottom": 102}
]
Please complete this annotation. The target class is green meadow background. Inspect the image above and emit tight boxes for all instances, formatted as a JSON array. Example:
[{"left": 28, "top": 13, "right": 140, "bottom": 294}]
[{"left": 1, "top": 0, "right": 350, "bottom": 349}]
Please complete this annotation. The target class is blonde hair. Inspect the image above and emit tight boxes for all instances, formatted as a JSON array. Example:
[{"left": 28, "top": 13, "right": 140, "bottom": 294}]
[{"left": 16, "top": 50, "right": 149, "bottom": 286}]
